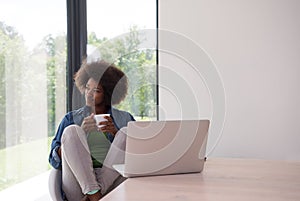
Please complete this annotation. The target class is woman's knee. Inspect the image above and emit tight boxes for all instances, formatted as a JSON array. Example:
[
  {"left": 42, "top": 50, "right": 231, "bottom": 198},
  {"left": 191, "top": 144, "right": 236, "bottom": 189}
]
[
  {"left": 112, "top": 127, "right": 127, "bottom": 151},
  {"left": 61, "top": 125, "right": 84, "bottom": 143}
]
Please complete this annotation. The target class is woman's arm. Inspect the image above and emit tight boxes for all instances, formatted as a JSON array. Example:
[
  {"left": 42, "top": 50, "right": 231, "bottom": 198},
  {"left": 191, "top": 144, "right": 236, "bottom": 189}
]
[{"left": 48, "top": 114, "right": 73, "bottom": 169}]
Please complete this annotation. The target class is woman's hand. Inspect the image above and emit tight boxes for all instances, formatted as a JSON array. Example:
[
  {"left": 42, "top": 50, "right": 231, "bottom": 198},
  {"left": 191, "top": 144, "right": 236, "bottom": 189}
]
[
  {"left": 81, "top": 113, "right": 98, "bottom": 134},
  {"left": 98, "top": 115, "right": 118, "bottom": 136}
]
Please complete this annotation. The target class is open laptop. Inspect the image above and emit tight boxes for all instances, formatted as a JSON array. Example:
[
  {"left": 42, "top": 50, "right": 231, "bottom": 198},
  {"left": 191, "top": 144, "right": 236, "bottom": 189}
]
[{"left": 113, "top": 120, "right": 210, "bottom": 178}]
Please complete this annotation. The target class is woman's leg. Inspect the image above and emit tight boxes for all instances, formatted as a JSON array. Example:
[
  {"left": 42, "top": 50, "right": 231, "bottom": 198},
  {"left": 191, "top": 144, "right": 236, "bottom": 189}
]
[
  {"left": 96, "top": 127, "right": 127, "bottom": 195},
  {"left": 61, "top": 125, "right": 100, "bottom": 201}
]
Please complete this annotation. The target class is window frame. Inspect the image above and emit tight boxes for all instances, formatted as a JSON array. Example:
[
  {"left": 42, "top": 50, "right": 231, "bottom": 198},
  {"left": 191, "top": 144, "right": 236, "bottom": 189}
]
[{"left": 66, "top": 0, "right": 87, "bottom": 111}]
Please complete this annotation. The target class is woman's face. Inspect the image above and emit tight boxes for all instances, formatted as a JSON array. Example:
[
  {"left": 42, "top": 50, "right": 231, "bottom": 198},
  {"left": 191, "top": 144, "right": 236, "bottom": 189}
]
[{"left": 85, "top": 78, "right": 104, "bottom": 107}]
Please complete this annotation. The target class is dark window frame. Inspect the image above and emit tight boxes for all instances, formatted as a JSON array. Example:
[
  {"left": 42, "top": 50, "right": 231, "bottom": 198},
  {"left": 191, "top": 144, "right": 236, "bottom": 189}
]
[{"left": 66, "top": 0, "right": 87, "bottom": 111}]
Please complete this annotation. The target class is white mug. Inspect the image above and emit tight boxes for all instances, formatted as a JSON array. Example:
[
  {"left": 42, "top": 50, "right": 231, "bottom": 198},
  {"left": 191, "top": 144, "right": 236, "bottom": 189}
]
[{"left": 94, "top": 114, "right": 110, "bottom": 128}]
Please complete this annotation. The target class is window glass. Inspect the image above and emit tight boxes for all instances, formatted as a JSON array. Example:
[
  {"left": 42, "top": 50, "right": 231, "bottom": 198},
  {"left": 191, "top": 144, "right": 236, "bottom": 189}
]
[
  {"left": 87, "top": 0, "right": 157, "bottom": 120},
  {"left": 0, "top": 0, "right": 66, "bottom": 191}
]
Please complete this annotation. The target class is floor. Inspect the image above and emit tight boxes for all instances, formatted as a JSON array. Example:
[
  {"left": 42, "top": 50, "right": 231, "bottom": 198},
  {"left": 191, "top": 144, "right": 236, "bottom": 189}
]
[{"left": 0, "top": 170, "right": 52, "bottom": 201}]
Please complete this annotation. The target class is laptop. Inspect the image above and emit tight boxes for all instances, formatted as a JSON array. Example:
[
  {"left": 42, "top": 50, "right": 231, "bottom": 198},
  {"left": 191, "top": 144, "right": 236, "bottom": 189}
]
[{"left": 113, "top": 120, "right": 210, "bottom": 178}]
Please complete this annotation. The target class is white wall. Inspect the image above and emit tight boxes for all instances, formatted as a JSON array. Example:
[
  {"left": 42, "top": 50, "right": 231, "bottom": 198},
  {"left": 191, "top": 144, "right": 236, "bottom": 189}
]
[{"left": 159, "top": 0, "right": 300, "bottom": 160}]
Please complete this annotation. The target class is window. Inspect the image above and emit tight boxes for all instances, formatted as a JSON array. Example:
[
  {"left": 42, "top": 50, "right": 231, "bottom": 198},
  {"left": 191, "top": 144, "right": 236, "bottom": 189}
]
[
  {"left": 87, "top": 0, "right": 157, "bottom": 120},
  {"left": 0, "top": 0, "right": 157, "bottom": 193},
  {"left": 0, "top": 0, "right": 67, "bottom": 191}
]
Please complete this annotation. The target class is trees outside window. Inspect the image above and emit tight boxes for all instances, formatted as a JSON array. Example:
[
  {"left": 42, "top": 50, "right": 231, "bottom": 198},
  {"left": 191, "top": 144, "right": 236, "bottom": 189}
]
[
  {"left": 87, "top": 26, "right": 157, "bottom": 120},
  {"left": 87, "top": 0, "right": 157, "bottom": 120},
  {"left": 0, "top": 0, "right": 67, "bottom": 191}
]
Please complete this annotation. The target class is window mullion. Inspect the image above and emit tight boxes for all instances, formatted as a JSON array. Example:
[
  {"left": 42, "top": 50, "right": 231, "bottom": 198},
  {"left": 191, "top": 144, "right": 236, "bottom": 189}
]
[{"left": 66, "top": 0, "right": 87, "bottom": 111}]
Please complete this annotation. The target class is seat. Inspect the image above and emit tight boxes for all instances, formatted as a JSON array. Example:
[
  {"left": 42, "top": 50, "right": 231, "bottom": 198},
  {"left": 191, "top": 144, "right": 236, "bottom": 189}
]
[{"left": 48, "top": 168, "right": 64, "bottom": 201}]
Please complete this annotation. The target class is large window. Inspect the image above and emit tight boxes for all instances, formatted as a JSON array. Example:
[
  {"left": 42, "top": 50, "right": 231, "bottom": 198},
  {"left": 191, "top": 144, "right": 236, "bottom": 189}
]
[
  {"left": 0, "top": 0, "right": 67, "bottom": 191},
  {"left": 0, "top": 0, "right": 156, "bottom": 193}
]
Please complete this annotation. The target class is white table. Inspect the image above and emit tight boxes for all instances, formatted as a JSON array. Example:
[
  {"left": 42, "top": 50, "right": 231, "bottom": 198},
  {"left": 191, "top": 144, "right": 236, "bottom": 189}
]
[{"left": 102, "top": 158, "right": 300, "bottom": 201}]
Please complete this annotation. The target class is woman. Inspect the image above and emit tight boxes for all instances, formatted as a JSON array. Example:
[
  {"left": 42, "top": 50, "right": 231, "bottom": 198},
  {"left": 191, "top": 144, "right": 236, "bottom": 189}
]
[{"left": 49, "top": 60, "right": 135, "bottom": 201}]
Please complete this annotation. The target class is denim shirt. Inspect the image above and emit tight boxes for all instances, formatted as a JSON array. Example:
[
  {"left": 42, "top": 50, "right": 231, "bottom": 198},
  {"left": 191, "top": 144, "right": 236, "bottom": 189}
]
[{"left": 49, "top": 105, "right": 135, "bottom": 169}]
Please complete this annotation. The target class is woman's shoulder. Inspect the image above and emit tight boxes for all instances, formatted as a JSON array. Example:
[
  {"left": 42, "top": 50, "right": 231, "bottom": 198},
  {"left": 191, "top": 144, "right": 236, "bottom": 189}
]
[
  {"left": 111, "top": 107, "right": 133, "bottom": 117},
  {"left": 111, "top": 107, "right": 135, "bottom": 121},
  {"left": 72, "top": 105, "right": 90, "bottom": 115},
  {"left": 61, "top": 106, "right": 89, "bottom": 125}
]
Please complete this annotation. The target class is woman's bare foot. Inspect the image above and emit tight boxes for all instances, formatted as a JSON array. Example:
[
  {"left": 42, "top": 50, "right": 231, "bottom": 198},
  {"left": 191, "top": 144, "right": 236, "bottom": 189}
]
[
  {"left": 88, "top": 191, "right": 102, "bottom": 201},
  {"left": 81, "top": 191, "right": 102, "bottom": 201}
]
